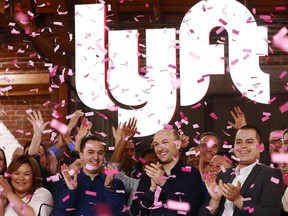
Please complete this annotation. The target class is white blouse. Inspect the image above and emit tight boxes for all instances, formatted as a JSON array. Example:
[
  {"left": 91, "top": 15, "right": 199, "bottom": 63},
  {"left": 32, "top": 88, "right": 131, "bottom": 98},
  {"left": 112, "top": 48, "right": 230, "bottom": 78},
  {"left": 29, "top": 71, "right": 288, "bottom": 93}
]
[{"left": 4, "top": 187, "right": 53, "bottom": 216}]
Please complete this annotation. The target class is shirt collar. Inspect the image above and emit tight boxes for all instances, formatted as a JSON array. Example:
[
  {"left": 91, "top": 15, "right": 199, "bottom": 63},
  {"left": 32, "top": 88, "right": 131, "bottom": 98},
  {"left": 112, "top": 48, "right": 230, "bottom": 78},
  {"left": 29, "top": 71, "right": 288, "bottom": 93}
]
[
  {"left": 236, "top": 162, "right": 257, "bottom": 175},
  {"left": 78, "top": 168, "right": 105, "bottom": 181}
]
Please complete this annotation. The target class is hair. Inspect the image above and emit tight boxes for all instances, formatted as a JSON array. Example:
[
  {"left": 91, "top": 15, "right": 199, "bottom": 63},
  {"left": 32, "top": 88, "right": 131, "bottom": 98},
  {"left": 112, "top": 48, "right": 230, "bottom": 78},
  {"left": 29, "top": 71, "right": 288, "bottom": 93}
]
[
  {"left": 134, "top": 148, "right": 157, "bottom": 176},
  {"left": 199, "top": 132, "right": 221, "bottom": 149},
  {"left": 79, "top": 135, "right": 105, "bottom": 153},
  {"left": 270, "top": 125, "right": 286, "bottom": 133},
  {"left": 58, "top": 150, "right": 80, "bottom": 167},
  {"left": 23, "top": 141, "right": 48, "bottom": 156},
  {"left": 6, "top": 154, "right": 42, "bottom": 200},
  {"left": 283, "top": 128, "right": 288, "bottom": 138},
  {"left": 238, "top": 125, "right": 262, "bottom": 144},
  {"left": 0, "top": 148, "right": 7, "bottom": 175}
]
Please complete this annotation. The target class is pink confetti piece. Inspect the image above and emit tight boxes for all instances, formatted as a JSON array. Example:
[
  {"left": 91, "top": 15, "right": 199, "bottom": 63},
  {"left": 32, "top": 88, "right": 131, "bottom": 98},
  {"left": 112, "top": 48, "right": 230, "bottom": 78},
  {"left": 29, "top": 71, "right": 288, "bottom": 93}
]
[
  {"left": 85, "top": 112, "right": 94, "bottom": 117},
  {"left": 252, "top": 8, "right": 256, "bottom": 14},
  {"left": 166, "top": 200, "right": 190, "bottom": 212},
  {"left": 209, "top": 112, "right": 218, "bottom": 120},
  {"left": 50, "top": 119, "right": 69, "bottom": 134},
  {"left": 145, "top": 3, "right": 149, "bottom": 8},
  {"left": 107, "top": 105, "right": 119, "bottom": 112},
  {"left": 16, "top": 129, "right": 24, "bottom": 134},
  {"left": 43, "top": 100, "right": 51, "bottom": 106},
  {"left": 9, "top": 202, "right": 15, "bottom": 208},
  {"left": 108, "top": 146, "right": 115, "bottom": 151},
  {"left": 168, "top": 64, "right": 177, "bottom": 69},
  {"left": 62, "top": 195, "right": 70, "bottom": 202},
  {"left": 4, "top": 172, "right": 11, "bottom": 177},
  {"left": 216, "top": 27, "right": 225, "bottom": 35},
  {"left": 231, "top": 155, "right": 240, "bottom": 161},
  {"left": 231, "top": 59, "right": 239, "bottom": 65},
  {"left": 163, "top": 124, "right": 173, "bottom": 130},
  {"left": 181, "top": 166, "right": 192, "bottom": 172},
  {"left": 279, "top": 71, "right": 287, "bottom": 79},
  {"left": 85, "top": 190, "right": 97, "bottom": 196},
  {"left": 223, "top": 155, "right": 233, "bottom": 164},
  {"left": 191, "top": 103, "right": 201, "bottom": 109},
  {"left": 138, "top": 157, "right": 146, "bottom": 164},
  {"left": 279, "top": 102, "right": 288, "bottom": 113},
  {"left": 261, "top": 116, "right": 270, "bottom": 122},
  {"left": 206, "top": 206, "right": 213, "bottom": 211},
  {"left": 218, "top": 18, "right": 227, "bottom": 25},
  {"left": 268, "top": 96, "right": 276, "bottom": 104},
  {"left": 271, "top": 153, "right": 288, "bottom": 163},
  {"left": 132, "top": 155, "right": 139, "bottom": 162},
  {"left": 65, "top": 113, "right": 75, "bottom": 120},
  {"left": 232, "top": 29, "right": 239, "bottom": 35},
  {"left": 256, "top": 145, "right": 265, "bottom": 151},
  {"left": 85, "top": 164, "right": 96, "bottom": 171},
  {"left": 66, "top": 208, "right": 76, "bottom": 212},
  {"left": 243, "top": 197, "right": 252, "bottom": 201},
  {"left": 275, "top": 6, "right": 286, "bottom": 11},
  {"left": 98, "top": 112, "right": 108, "bottom": 120},
  {"left": 104, "top": 169, "right": 118, "bottom": 175},
  {"left": 220, "top": 165, "right": 226, "bottom": 173}
]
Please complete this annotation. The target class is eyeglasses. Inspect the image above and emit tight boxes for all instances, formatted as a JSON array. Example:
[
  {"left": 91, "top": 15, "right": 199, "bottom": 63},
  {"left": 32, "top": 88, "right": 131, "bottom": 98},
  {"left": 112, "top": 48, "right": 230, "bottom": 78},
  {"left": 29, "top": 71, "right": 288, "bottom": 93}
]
[
  {"left": 269, "top": 138, "right": 283, "bottom": 144},
  {"left": 284, "top": 140, "right": 288, "bottom": 145}
]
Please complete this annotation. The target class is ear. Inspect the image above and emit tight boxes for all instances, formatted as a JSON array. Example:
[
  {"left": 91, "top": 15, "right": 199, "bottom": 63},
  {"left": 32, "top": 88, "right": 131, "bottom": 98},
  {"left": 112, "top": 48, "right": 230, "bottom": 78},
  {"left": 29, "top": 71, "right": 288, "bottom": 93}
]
[
  {"left": 258, "top": 143, "right": 265, "bottom": 153},
  {"left": 79, "top": 151, "right": 83, "bottom": 160},
  {"left": 175, "top": 140, "right": 182, "bottom": 150}
]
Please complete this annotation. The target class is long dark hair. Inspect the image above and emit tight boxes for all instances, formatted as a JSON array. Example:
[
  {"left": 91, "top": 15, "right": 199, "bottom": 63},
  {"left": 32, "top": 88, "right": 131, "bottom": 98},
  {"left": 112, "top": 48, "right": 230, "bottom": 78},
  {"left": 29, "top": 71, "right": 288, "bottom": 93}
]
[{"left": 0, "top": 148, "right": 7, "bottom": 175}]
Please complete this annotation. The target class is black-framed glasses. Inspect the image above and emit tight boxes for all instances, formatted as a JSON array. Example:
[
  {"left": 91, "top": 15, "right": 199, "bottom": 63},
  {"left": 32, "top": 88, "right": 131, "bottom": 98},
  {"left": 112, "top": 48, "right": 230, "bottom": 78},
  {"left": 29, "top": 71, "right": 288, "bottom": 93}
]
[
  {"left": 270, "top": 138, "right": 283, "bottom": 144},
  {"left": 284, "top": 140, "right": 288, "bottom": 145}
]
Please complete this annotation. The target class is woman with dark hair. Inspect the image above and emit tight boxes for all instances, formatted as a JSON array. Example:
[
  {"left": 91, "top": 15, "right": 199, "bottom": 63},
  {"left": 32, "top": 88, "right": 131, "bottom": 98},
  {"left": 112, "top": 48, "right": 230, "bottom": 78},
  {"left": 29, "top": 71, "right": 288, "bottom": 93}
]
[
  {"left": 0, "top": 154, "right": 53, "bottom": 216},
  {"left": 0, "top": 149, "right": 7, "bottom": 176}
]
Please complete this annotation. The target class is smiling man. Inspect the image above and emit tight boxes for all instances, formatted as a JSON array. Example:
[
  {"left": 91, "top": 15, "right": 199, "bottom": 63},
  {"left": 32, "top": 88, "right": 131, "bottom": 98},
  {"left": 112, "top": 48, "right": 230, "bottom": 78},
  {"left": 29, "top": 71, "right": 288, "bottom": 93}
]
[
  {"left": 199, "top": 125, "right": 285, "bottom": 216},
  {"left": 54, "top": 136, "right": 126, "bottom": 216},
  {"left": 130, "top": 128, "right": 204, "bottom": 215}
]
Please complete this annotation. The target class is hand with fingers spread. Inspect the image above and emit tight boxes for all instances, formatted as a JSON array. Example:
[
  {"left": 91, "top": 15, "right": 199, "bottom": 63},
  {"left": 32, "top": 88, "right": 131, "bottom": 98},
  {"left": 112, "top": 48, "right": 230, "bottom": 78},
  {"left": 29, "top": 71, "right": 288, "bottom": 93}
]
[
  {"left": 205, "top": 176, "right": 222, "bottom": 202},
  {"left": 0, "top": 175, "right": 12, "bottom": 198},
  {"left": 272, "top": 27, "right": 288, "bottom": 53},
  {"left": 145, "top": 162, "right": 166, "bottom": 191},
  {"left": 228, "top": 106, "right": 247, "bottom": 130},
  {"left": 121, "top": 117, "right": 137, "bottom": 141},
  {"left": 219, "top": 179, "right": 242, "bottom": 203},
  {"left": 104, "top": 164, "right": 118, "bottom": 189},
  {"left": 180, "top": 134, "right": 190, "bottom": 149},
  {"left": 61, "top": 163, "right": 78, "bottom": 190},
  {"left": 112, "top": 122, "right": 123, "bottom": 148},
  {"left": 67, "top": 110, "right": 84, "bottom": 133},
  {"left": 27, "top": 110, "right": 50, "bottom": 135}
]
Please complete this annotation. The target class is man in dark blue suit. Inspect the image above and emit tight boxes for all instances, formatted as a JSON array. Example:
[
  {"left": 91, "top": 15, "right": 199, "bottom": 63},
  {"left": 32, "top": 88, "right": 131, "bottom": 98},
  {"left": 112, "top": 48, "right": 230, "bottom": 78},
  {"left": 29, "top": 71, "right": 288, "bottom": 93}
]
[{"left": 199, "top": 125, "right": 285, "bottom": 216}]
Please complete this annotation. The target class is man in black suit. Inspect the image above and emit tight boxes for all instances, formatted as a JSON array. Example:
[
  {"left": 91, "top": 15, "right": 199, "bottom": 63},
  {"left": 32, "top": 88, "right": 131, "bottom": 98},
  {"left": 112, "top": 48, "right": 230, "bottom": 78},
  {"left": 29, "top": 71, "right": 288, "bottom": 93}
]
[
  {"left": 130, "top": 128, "right": 204, "bottom": 215},
  {"left": 199, "top": 125, "right": 285, "bottom": 216}
]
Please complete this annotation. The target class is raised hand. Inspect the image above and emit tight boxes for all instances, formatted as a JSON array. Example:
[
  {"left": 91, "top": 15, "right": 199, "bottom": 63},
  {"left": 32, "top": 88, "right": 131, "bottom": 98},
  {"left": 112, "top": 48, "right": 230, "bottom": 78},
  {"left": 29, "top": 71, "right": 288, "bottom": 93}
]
[
  {"left": 227, "top": 106, "right": 247, "bottom": 130},
  {"left": 180, "top": 134, "right": 190, "bottom": 149},
  {"left": 67, "top": 110, "right": 84, "bottom": 133},
  {"left": 104, "top": 164, "right": 118, "bottom": 188},
  {"left": 61, "top": 164, "right": 78, "bottom": 190},
  {"left": 272, "top": 27, "right": 288, "bottom": 53},
  {"left": 219, "top": 179, "right": 242, "bottom": 202},
  {"left": 47, "top": 150, "right": 58, "bottom": 174},
  {"left": 205, "top": 176, "right": 222, "bottom": 202},
  {"left": 27, "top": 110, "right": 50, "bottom": 135},
  {"left": 145, "top": 162, "right": 166, "bottom": 187},
  {"left": 121, "top": 117, "right": 137, "bottom": 141},
  {"left": 0, "top": 175, "right": 12, "bottom": 198}
]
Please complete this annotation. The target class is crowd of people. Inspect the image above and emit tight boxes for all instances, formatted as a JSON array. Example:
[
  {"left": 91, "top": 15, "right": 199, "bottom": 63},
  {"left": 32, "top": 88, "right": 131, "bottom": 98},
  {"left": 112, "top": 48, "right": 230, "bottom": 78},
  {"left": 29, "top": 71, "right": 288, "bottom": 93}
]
[{"left": 0, "top": 106, "right": 286, "bottom": 216}]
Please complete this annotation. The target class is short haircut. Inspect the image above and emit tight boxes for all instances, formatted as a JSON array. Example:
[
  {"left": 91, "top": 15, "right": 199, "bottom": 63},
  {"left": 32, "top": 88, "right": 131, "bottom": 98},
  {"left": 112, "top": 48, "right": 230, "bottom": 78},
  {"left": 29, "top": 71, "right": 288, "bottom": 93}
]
[
  {"left": 199, "top": 132, "right": 221, "bottom": 149},
  {"left": 238, "top": 125, "right": 262, "bottom": 144},
  {"left": 7, "top": 154, "right": 42, "bottom": 200},
  {"left": 79, "top": 135, "right": 104, "bottom": 153},
  {"left": 270, "top": 125, "right": 286, "bottom": 133}
]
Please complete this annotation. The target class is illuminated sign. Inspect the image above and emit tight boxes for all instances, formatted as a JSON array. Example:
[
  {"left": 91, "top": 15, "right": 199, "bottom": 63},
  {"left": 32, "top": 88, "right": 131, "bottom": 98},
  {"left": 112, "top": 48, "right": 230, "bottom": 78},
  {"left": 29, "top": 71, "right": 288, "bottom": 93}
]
[{"left": 75, "top": 0, "right": 269, "bottom": 137}]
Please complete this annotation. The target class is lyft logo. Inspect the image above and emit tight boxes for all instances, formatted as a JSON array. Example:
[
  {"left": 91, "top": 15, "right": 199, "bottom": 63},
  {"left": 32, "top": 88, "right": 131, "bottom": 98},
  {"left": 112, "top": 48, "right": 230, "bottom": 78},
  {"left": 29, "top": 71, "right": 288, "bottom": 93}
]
[{"left": 75, "top": 0, "right": 270, "bottom": 137}]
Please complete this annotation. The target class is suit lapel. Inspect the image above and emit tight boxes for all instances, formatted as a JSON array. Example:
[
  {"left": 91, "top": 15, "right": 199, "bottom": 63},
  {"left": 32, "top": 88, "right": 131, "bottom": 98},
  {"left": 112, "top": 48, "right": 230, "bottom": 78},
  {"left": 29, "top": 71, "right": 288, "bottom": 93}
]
[{"left": 239, "top": 164, "right": 261, "bottom": 195}]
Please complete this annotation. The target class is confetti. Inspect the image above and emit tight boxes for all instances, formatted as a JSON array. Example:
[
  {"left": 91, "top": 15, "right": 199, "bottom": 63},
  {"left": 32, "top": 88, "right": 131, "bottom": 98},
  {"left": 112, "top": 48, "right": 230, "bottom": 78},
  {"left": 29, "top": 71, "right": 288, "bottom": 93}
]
[
  {"left": 209, "top": 112, "right": 218, "bottom": 120},
  {"left": 62, "top": 195, "right": 70, "bottom": 202},
  {"left": 85, "top": 190, "right": 97, "bottom": 196},
  {"left": 166, "top": 200, "right": 190, "bottom": 212},
  {"left": 50, "top": 119, "right": 69, "bottom": 134}
]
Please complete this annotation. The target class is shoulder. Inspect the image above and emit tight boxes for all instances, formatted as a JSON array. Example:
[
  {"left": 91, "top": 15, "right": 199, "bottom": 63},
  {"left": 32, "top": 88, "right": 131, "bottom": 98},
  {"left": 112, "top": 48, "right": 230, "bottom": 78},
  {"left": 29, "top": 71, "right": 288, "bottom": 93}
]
[{"left": 257, "top": 164, "right": 282, "bottom": 177}]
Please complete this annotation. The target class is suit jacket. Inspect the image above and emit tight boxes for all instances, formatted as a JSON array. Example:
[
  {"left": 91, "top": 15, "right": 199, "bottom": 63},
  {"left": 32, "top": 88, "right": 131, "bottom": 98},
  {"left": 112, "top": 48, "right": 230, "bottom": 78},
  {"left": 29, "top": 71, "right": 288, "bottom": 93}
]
[{"left": 198, "top": 164, "right": 285, "bottom": 216}]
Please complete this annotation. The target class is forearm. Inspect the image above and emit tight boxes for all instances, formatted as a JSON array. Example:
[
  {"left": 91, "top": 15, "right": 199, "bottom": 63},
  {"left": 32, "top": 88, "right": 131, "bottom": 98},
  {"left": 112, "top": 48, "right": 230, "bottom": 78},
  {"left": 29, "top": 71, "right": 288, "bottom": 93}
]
[
  {"left": 110, "top": 138, "right": 127, "bottom": 163},
  {"left": 208, "top": 199, "right": 220, "bottom": 215},
  {"left": 6, "top": 193, "right": 36, "bottom": 216},
  {"left": 29, "top": 133, "right": 42, "bottom": 155}
]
